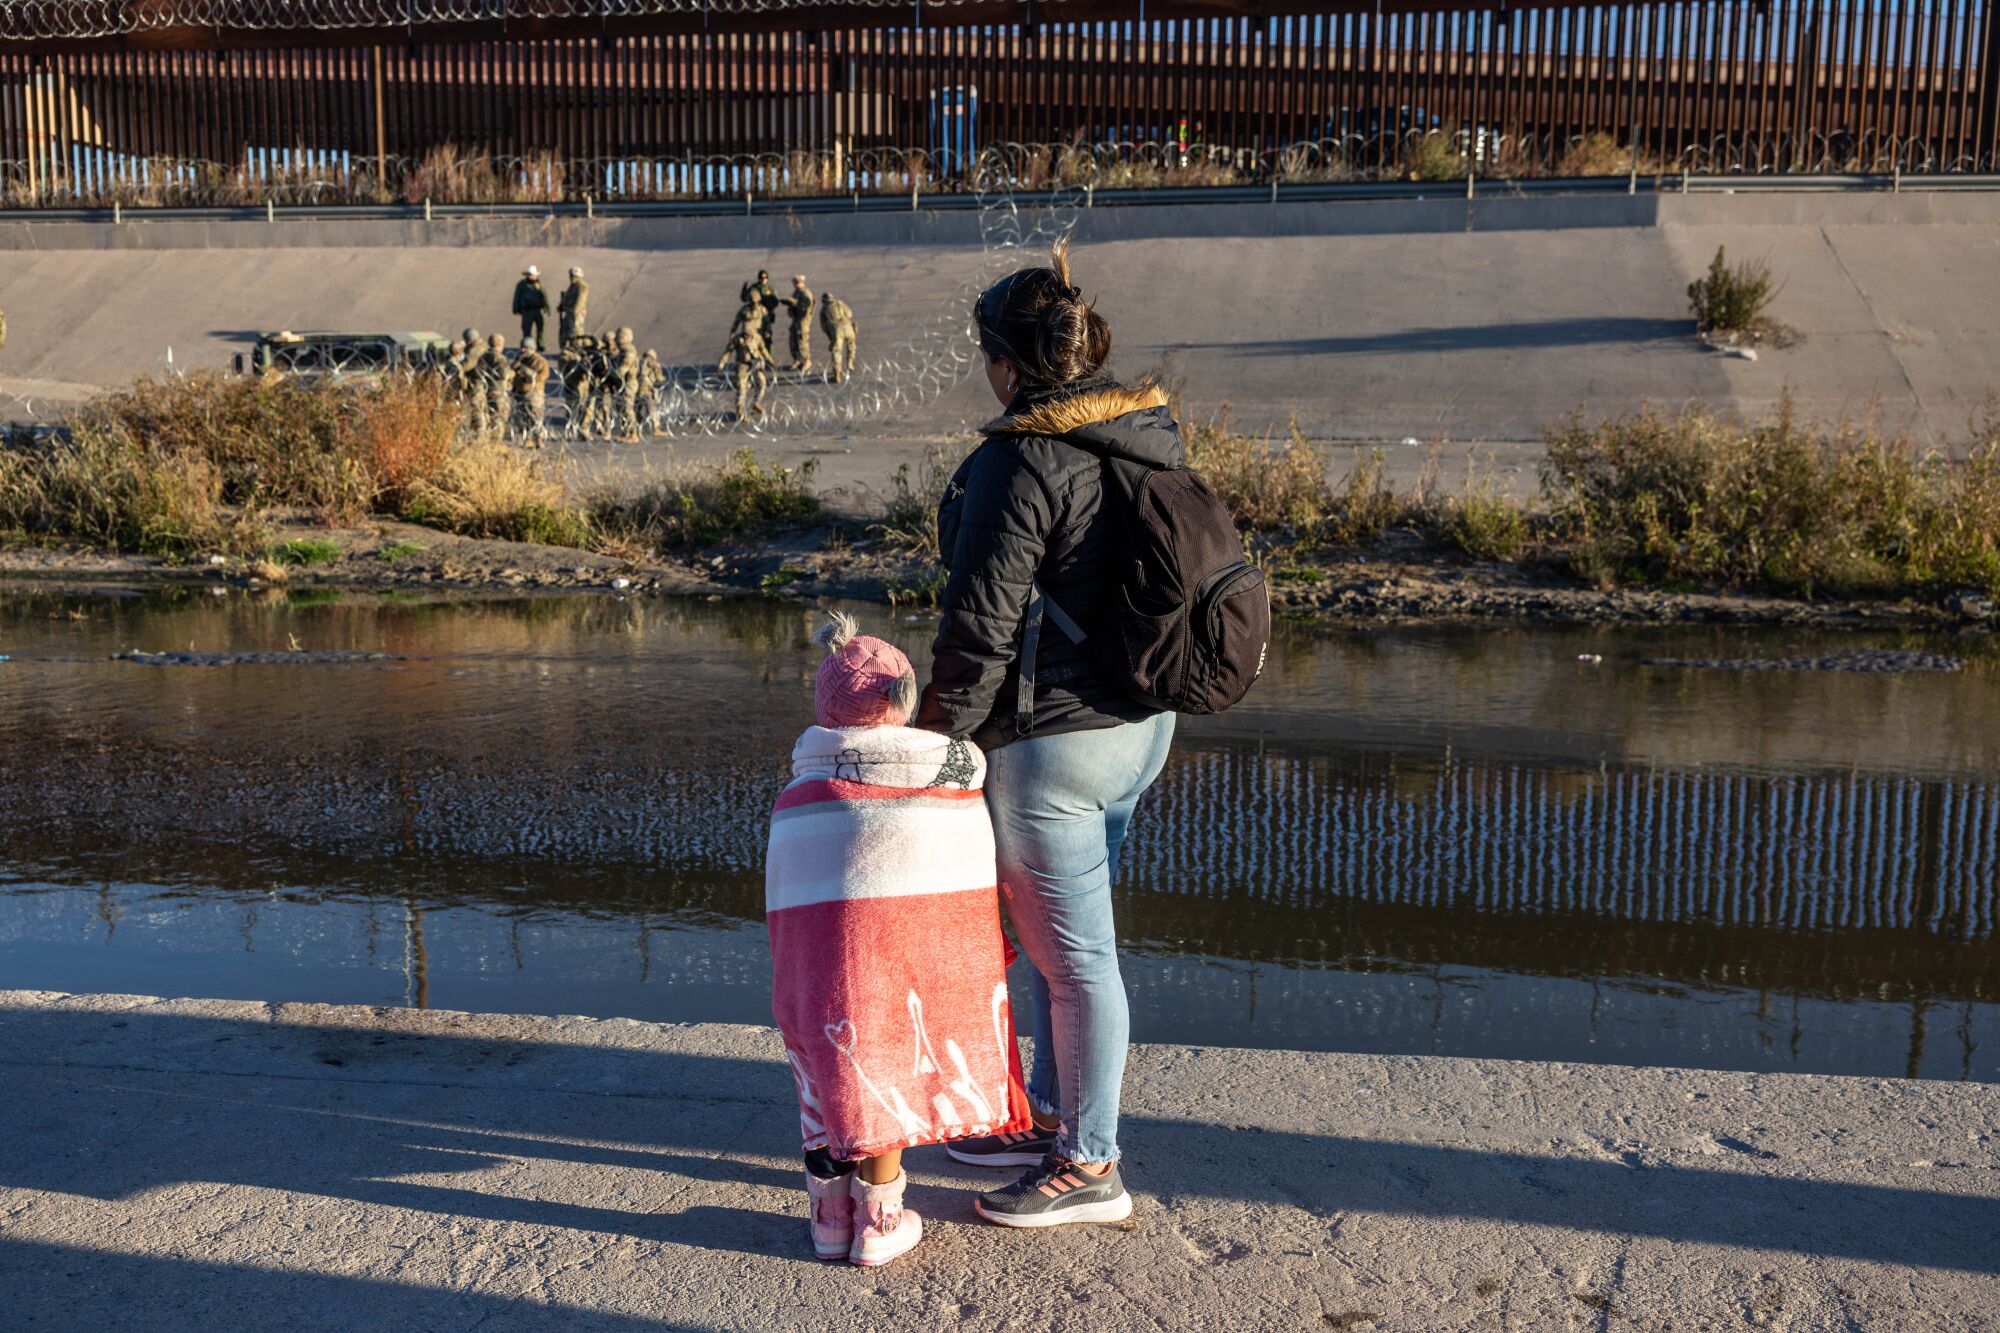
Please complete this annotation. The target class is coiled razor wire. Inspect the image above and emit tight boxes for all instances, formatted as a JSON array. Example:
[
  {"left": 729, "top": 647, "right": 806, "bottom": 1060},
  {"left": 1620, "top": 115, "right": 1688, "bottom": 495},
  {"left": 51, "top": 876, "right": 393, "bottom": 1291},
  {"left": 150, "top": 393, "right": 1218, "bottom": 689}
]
[
  {"left": 0, "top": 0, "right": 1065, "bottom": 41},
  {"left": 0, "top": 173, "right": 1085, "bottom": 441},
  {"left": 6, "top": 136, "right": 1988, "bottom": 214},
  {"left": 634, "top": 172, "right": 1083, "bottom": 440}
]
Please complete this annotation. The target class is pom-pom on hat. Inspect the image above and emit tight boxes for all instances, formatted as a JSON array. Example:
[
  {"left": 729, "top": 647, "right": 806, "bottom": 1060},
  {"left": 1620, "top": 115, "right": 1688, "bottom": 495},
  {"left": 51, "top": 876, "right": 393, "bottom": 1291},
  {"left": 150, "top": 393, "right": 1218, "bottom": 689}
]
[{"left": 813, "top": 611, "right": 917, "bottom": 729}]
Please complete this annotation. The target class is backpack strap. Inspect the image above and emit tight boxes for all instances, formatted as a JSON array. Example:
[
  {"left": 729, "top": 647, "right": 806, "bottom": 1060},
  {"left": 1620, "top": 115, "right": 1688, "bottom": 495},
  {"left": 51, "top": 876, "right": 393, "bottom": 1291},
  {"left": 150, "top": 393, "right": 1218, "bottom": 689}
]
[{"left": 1013, "top": 583, "right": 1088, "bottom": 738}]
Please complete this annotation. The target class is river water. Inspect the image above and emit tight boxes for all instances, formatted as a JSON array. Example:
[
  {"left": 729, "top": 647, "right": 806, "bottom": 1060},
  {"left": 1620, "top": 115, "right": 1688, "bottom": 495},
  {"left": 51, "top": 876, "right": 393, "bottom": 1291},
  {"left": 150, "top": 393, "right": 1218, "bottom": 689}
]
[{"left": 1, "top": 587, "right": 1994, "bottom": 1081}]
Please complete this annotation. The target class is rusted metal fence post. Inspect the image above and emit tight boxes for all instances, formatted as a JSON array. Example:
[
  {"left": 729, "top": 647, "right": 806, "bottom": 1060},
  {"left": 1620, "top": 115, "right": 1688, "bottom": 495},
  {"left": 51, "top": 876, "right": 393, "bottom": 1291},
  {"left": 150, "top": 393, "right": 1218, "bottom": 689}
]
[{"left": 370, "top": 46, "right": 387, "bottom": 191}]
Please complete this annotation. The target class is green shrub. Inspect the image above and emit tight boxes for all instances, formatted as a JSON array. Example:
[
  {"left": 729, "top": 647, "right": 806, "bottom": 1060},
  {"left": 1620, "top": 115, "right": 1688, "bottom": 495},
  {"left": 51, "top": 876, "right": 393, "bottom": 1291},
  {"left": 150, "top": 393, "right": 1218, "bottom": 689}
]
[
  {"left": 1430, "top": 485, "right": 1530, "bottom": 560},
  {"left": 1687, "top": 246, "right": 1777, "bottom": 337},
  {"left": 269, "top": 538, "right": 342, "bottom": 566},
  {"left": 1320, "top": 449, "right": 1407, "bottom": 547}
]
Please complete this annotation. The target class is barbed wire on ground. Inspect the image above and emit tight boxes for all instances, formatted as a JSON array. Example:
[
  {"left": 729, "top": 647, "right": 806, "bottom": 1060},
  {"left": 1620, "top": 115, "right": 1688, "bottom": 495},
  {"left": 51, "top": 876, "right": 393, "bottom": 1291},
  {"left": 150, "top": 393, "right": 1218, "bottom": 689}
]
[
  {"left": 2, "top": 135, "right": 1990, "bottom": 212},
  {"left": 0, "top": 177, "right": 1084, "bottom": 442},
  {"left": 630, "top": 176, "right": 1083, "bottom": 440}
]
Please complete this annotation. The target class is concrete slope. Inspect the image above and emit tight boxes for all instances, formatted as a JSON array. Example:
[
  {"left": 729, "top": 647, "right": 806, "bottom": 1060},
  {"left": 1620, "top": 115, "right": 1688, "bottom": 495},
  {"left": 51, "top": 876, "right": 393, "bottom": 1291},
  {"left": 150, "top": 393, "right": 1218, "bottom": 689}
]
[
  {"left": 0, "top": 193, "right": 1995, "bottom": 454},
  {"left": 2, "top": 989, "right": 1996, "bottom": 1331}
]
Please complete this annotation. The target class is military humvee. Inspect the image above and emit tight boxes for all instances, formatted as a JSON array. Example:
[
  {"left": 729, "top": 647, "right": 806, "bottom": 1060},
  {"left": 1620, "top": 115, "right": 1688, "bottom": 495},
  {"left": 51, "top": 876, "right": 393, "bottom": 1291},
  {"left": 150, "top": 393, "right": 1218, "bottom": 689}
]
[{"left": 235, "top": 331, "right": 452, "bottom": 379}]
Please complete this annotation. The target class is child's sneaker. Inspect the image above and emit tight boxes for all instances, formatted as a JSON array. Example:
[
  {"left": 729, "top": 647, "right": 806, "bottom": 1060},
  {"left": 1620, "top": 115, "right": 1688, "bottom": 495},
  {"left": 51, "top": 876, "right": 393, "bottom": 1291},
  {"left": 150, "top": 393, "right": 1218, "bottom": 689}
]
[
  {"left": 805, "top": 1169, "right": 855, "bottom": 1261},
  {"left": 946, "top": 1125, "right": 1059, "bottom": 1168},
  {"left": 849, "top": 1172, "right": 924, "bottom": 1266},
  {"left": 973, "top": 1153, "right": 1133, "bottom": 1228}
]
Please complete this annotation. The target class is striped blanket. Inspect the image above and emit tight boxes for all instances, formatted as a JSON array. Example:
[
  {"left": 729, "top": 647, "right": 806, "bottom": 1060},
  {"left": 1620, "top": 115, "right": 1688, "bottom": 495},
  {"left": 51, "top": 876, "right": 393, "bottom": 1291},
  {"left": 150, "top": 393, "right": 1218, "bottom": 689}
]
[{"left": 766, "top": 724, "right": 1030, "bottom": 1160}]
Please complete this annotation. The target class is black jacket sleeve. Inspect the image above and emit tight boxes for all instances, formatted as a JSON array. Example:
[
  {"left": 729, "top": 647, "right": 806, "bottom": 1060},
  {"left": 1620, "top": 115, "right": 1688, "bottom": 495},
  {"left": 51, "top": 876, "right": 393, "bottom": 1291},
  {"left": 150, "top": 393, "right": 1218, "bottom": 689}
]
[{"left": 917, "top": 438, "right": 1055, "bottom": 738}]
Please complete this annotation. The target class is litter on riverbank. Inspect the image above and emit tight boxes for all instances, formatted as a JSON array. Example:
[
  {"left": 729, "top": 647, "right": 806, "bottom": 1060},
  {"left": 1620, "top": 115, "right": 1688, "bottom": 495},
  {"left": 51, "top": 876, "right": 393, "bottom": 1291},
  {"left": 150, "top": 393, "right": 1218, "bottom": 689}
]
[{"left": 2, "top": 989, "right": 1994, "bottom": 1331}]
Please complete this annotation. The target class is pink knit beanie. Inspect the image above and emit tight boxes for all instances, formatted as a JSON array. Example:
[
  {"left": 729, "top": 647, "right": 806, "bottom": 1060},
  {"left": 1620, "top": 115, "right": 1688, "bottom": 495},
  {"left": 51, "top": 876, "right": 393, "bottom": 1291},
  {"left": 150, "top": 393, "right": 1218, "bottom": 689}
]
[{"left": 813, "top": 611, "right": 917, "bottom": 729}]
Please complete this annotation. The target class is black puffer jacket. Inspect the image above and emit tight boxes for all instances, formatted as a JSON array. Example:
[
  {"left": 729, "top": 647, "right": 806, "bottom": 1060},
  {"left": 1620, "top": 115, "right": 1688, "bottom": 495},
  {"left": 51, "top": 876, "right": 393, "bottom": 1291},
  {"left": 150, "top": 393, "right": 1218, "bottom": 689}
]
[{"left": 917, "top": 377, "right": 1180, "bottom": 750}]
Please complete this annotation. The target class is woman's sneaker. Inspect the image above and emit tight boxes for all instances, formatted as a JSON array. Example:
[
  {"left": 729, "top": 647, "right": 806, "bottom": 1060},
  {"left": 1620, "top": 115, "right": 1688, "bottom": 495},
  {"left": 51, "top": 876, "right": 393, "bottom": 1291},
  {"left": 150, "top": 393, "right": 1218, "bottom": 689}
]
[
  {"left": 946, "top": 1126, "right": 1058, "bottom": 1168},
  {"left": 973, "top": 1154, "right": 1133, "bottom": 1228}
]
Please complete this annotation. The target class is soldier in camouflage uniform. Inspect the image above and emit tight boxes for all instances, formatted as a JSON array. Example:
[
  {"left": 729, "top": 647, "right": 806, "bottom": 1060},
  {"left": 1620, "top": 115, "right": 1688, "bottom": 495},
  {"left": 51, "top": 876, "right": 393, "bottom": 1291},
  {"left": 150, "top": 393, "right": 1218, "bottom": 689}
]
[
  {"left": 639, "top": 348, "right": 666, "bottom": 436},
  {"left": 478, "top": 333, "right": 511, "bottom": 436},
  {"left": 436, "top": 340, "right": 469, "bottom": 429},
  {"left": 559, "top": 335, "right": 599, "bottom": 440},
  {"left": 611, "top": 327, "right": 643, "bottom": 443},
  {"left": 512, "top": 344, "right": 551, "bottom": 447},
  {"left": 718, "top": 321, "right": 770, "bottom": 423},
  {"left": 728, "top": 296, "right": 776, "bottom": 361},
  {"left": 819, "top": 292, "right": 858, "bottom": 384},
  {"left": 558, "top": 267, "right": 588, "bottom": 349},
  {"left": 783, "top": 275, "right": 815, "bottom": 374}
]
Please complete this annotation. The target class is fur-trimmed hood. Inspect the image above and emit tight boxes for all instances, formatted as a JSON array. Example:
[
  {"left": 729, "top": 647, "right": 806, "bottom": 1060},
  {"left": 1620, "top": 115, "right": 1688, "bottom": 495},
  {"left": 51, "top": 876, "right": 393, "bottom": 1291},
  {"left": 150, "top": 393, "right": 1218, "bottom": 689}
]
[{"left": 978, "top": 379, "right": 1183, "bottom": 469}]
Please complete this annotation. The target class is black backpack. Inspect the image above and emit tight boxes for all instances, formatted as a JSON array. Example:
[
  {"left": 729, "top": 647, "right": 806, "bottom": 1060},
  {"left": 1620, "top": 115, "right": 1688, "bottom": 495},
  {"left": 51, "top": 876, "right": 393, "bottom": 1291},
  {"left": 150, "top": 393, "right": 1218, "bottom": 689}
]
[{"left": 1021, "top": 450, "right": 1270, "bottom": 730}]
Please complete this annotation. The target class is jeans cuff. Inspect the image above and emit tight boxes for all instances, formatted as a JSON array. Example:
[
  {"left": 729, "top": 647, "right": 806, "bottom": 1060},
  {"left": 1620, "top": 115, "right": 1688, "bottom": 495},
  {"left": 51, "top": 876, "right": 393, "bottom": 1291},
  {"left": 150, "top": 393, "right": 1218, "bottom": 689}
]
[{"left": 1055, "top": 1131, "right": 1117, "bottom": 1167}]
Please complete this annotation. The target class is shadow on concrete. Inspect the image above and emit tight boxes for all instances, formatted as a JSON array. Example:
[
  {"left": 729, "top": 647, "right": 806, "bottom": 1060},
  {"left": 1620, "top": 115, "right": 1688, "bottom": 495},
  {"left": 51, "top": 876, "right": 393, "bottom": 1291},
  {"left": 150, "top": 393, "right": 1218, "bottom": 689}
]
[
  {"left": 1201, "top": 317, "right": 1695, "bottom": 358},
  {"left": 0, "top": 1235, "right": 689, "bottom": 1332},
  {"left": 3, "top": 1005, "right": 1996, "bottom": 1280}
]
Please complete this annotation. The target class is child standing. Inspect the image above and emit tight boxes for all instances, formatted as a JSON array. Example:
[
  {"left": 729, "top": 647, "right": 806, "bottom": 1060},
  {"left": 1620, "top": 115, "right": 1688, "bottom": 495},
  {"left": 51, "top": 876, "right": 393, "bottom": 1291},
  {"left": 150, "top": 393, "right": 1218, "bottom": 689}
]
[{"left": 765, "top": 612, "right": 1030, "bottom": 1266}]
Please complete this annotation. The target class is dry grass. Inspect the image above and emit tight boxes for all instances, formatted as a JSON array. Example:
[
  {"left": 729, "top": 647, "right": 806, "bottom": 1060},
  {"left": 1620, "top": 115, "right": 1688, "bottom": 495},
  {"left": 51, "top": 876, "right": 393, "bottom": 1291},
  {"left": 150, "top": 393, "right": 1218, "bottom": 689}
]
[
  {"left": 1428, "top": 454, "right": 1531, "bottom": 560},
  {"left": 1320, "top": 449, "right": 1408, "bottom": 548},
  {"left": 1187, "top": 413, "right": 1329, "bottom": 533},
  {"left": 1406, "top": 132, "right": 1467, "bottom": 182},
  {"left": 0, "top": 371, "right": 528, "bottom": 556},
  {"left": 874, "top": 440, "right": 972, "bottom": 558},
  {"left": 589, "top": 448, "right": 821, "bottom": 552},
  {"left": 1543, "top": 401, "right": 2000, "bottom": 596},
  {"left": 402, "top": 436, "right": 590, "bottom": 547},
  {"left": 1557, "top": 133, "right": 1636, "bottom": 177}
]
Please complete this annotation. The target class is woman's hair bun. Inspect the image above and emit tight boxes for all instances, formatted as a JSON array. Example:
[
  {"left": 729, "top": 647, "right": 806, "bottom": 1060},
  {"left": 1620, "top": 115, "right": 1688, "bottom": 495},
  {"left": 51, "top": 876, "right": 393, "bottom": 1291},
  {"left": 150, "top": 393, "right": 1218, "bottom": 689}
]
[{"left": 976, "top": 236, "right": 1113, "bottom": 388}]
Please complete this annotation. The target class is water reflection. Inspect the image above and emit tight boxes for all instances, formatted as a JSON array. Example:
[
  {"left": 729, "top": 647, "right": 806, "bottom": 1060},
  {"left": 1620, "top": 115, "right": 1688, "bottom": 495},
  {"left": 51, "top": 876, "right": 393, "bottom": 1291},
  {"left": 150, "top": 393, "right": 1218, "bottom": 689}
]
[{"left": 0, "top": 587, "right": 1994, "bottom": 1080}]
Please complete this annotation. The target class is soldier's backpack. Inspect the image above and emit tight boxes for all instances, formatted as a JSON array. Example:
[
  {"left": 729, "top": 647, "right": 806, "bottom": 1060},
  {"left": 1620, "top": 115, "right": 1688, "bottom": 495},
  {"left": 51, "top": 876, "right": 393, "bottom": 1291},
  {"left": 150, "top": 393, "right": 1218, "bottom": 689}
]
[{"left": 1022, "top": 446, "right": 1269, "bottom": 728}]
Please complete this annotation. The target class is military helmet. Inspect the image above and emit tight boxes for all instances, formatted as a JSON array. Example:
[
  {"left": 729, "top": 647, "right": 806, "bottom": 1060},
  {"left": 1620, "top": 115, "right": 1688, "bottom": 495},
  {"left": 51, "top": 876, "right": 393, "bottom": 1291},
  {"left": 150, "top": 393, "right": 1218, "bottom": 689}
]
[
  {"left": 617, "top": 326, "right": 634, "bottom": 345},
  {"left": 462, "top": 327, "right": 480, "bottom": 346}
]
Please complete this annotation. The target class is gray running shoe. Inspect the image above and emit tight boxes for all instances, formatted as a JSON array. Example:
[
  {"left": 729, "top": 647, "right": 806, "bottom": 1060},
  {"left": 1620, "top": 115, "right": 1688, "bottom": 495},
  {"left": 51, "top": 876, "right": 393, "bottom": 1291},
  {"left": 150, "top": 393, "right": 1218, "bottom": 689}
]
[
  {"left": 973, "top": 1153, "right": 1133, "bottom": 1228},
  {"left": 946, "top": 1126, "right": 1058, "bottom": 1169}
]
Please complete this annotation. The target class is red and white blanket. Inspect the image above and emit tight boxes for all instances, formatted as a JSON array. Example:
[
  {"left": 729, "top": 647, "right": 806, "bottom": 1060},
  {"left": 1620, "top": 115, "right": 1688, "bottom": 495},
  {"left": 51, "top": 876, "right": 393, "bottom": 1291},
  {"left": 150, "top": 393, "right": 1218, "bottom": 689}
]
[{"left": 766, "top": 724, "right": 1030, "bottom": 1160}]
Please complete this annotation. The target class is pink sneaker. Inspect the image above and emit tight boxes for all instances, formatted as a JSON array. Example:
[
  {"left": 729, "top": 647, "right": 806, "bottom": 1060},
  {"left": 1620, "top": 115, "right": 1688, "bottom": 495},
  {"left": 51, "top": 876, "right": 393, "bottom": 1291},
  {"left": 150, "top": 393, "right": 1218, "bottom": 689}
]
[
  {"left": 805, "top": 1170, "right": 855, "bottom": 1261},
  {"left": 848, "top": 1172, "right": 924, "bottom": 1267}
]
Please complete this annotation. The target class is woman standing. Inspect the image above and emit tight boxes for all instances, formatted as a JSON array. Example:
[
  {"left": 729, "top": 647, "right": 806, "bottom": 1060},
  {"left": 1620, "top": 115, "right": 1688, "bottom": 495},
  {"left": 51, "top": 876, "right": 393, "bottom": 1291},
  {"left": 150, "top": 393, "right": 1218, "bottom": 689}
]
[{"left": 917, "top": 239, "right": 1178, "bottom": 1228}]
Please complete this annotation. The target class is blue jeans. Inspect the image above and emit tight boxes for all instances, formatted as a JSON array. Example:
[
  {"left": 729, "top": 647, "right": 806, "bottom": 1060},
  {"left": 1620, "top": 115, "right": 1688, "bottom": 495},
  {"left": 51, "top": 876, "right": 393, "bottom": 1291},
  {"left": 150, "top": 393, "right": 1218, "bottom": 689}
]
[{"left": 985, "top": 711, "right": 1175, "bottom": 1165}]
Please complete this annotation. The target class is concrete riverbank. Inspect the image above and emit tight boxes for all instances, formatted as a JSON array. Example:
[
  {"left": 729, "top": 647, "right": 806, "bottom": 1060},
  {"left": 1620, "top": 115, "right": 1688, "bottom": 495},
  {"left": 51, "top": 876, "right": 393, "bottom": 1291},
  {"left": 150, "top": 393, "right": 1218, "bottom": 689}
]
[
  {"left": 2, "top": 191, "right": 1998, "bottom": 461},
  {"left": 1, "top": 990, "right": 1995, "bottom": 1330}
]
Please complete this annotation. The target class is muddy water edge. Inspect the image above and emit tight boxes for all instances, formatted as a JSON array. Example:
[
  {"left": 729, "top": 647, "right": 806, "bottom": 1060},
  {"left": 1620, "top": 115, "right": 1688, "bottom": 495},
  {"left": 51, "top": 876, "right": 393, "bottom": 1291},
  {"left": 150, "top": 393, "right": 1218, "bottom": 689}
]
[{"left": 0, "top": 584, "right": 1995, "bottom": 1081}]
